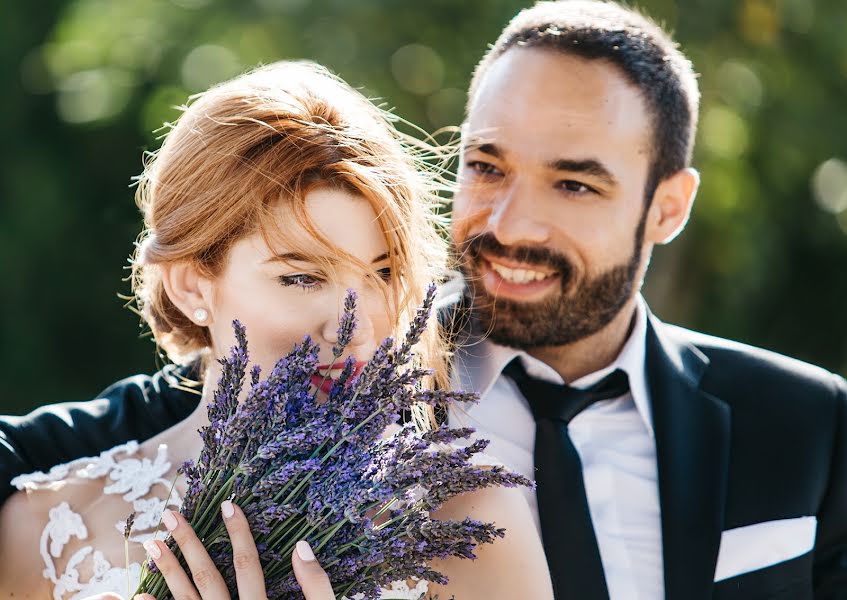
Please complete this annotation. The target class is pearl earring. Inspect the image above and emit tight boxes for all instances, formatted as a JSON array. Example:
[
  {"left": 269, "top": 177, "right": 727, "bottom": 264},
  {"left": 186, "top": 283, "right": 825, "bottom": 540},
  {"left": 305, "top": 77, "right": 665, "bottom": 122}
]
[{"left": 193, "top": 308, "right": 208, "bottom": 323}]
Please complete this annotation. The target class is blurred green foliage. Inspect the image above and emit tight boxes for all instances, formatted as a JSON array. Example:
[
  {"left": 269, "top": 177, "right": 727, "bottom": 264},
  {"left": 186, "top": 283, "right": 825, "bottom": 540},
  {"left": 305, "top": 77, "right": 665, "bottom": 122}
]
[{"left": 2, "top": 0, "right": 846, "bottom": 415}]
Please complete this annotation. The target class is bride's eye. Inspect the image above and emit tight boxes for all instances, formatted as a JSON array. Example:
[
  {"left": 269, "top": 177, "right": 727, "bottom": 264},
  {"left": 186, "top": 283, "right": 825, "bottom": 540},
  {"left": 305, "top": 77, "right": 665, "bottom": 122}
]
[
  {"left": 278, "top": 273, "right": 322, "bottom": 291},
  {"left": 375, "top": 266, "right": 392, "bottom": 282}
]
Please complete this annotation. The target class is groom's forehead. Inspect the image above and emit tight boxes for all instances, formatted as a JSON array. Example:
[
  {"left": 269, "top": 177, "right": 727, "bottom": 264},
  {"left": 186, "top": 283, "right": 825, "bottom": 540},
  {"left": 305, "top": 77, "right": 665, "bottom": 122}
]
[{"left": 462, "top": 48, "right": 652, "bottom": 153}]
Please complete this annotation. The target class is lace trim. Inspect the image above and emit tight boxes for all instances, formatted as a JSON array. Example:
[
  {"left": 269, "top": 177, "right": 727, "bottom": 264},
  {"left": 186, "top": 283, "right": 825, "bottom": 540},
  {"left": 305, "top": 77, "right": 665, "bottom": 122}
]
[
  {"left": 347, "top": 578, "right": 429, "bottom": 599},
  {"left": 13, "top": 441, "right": 137, "bottom": 489}
]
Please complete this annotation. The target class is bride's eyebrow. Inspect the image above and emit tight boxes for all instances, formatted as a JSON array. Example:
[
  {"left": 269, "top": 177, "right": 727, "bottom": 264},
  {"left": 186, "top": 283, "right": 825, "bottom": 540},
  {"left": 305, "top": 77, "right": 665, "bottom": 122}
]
[
  {"left": 265, "top": 252, "right": 391, "bottom": 265},
  {"left": 264, "top": 252, "right": 312, "bottom": 264}
]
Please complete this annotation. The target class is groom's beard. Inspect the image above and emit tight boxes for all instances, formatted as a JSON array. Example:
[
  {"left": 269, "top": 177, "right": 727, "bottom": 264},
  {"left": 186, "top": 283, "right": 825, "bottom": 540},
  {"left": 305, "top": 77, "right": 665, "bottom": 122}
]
[{"left": 457, "top": 225, "right": 645, "bottom": 348}]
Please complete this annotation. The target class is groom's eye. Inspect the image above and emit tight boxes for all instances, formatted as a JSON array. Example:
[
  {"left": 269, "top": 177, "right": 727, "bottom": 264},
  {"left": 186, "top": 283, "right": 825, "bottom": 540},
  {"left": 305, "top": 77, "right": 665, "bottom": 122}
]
[
  {"left": 557, "top": 180, "right": 596, "bottom": 195},
  {"left": 466, "top": 160, "right": 503, "bottom": 178}
]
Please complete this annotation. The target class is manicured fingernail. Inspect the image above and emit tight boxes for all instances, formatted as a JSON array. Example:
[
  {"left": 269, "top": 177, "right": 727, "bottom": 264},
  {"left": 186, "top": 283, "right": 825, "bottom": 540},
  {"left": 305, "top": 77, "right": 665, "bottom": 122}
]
[
  {"left": 162, "top": 510, "right": 178, "bottom": 532},
  {"left": 221, "top": 500, "right": 234, "bottom": 519},
  {"left": 296, "top": 540, "right": 315, "bottom": 562},
  {"left": 143, "top": 540, "right": 162, "bottom": 560}
]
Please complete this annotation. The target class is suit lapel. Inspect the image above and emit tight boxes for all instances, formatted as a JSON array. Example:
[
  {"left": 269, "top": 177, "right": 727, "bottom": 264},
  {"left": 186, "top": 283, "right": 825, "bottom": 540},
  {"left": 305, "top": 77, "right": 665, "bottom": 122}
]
[{"left": 646, "top": 314, "right": 731, "bottom": 600}]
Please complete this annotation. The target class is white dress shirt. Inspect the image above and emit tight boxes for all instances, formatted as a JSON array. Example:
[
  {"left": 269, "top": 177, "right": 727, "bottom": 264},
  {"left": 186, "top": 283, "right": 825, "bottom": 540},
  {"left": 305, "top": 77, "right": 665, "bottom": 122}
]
[{"left": 448, "top": 296, "right": 664, "bottom": 600}]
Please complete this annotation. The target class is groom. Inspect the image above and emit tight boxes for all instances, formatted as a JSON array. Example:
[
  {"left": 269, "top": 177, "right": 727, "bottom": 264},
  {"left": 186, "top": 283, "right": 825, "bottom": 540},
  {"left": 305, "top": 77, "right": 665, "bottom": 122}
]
[
  {"left": 2, "top": 1, "right": 846, "bottom": 598},
  {"left": 444, "top": 2, "right": 847, "bottom": 599}
]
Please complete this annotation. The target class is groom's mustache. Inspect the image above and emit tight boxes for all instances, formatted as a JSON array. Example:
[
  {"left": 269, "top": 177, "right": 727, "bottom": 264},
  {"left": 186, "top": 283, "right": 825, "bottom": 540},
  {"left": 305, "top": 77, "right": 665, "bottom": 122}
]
[{"left": 459, "top": 233, "right": 575, "bottom": 290}]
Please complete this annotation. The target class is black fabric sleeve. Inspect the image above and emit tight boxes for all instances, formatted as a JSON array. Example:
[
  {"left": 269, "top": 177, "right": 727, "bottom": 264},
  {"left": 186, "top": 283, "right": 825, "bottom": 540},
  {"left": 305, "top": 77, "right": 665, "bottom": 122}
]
[
  {"left": 0, "top": 364, "right": 200, "bottom": 505},
  {"left": 813, "top": 374, "right": 847, "bottom": 599}
]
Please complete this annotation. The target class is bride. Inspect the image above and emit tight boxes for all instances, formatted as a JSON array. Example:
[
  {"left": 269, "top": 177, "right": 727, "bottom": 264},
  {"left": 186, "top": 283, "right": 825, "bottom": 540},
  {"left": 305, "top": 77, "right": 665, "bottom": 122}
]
[{"left": 0, "top": 61, "right": 552, "bottom": 599}]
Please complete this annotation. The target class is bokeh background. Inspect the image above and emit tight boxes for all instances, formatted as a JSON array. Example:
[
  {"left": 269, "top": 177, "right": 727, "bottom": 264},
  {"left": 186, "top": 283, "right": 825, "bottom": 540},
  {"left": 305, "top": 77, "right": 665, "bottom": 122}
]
[{"left": 2, "top": 0, "right": 846, "bottom": 415}]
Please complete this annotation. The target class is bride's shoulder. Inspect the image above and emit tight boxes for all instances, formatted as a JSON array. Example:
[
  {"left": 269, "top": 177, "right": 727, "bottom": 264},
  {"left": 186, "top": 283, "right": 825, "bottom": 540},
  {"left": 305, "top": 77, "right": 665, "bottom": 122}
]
[
  {"left": 4, "top": 441, "right": 181, "bottom": 599},
  {"left": 0, "top": 487, "right": 49, "bottom": 596},
  {"left": 0, "top": 444, "right": 135, "bottom": 596}
]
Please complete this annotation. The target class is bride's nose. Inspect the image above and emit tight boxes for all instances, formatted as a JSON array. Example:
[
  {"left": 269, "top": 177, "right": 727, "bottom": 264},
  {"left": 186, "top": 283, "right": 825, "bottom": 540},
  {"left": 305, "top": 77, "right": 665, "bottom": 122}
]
[{"left": 320, "top": 289, "right": 377, "bottom": 352}]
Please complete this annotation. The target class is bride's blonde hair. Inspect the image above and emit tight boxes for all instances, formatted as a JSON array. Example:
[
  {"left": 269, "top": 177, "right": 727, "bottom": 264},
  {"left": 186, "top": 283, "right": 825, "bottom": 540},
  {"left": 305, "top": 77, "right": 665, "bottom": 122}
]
[{"left": 131, "top": 61, "right": 450, "bottom": 396}]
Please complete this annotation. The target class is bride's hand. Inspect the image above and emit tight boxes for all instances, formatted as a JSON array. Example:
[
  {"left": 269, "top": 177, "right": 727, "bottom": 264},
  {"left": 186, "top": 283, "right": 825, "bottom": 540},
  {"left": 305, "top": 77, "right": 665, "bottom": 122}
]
[{"left": 136, "top": 503, "right": 336, "bottom": 599}]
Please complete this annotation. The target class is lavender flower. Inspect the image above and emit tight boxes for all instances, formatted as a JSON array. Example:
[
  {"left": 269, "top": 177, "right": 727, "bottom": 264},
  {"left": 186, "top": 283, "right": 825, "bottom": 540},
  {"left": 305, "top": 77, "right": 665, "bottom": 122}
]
[
  {"left": 333, "top": 290, "right": 358, "bottom": 358},
  {"left": 135, "top": 287, "right": 530, "bottom": 600}
]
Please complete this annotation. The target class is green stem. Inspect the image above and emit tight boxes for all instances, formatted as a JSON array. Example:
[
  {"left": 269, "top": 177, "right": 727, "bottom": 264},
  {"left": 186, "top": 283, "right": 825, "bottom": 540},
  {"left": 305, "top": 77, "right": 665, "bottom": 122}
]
[
  {"left": 190, "top": 472, "right": 236, "bottom": 535},
  {"left": 125, "top": 537, "right": 131, "bottom": 600},
  {"left": 264, "top": 516, "right": 326, "bottom": 579},
  {"left": 310, "top": 348, "right": 343, "bottom": 402},
  {"left": 193, "top": 447, "right": 233, "bottom": 511},
  {"left": 264, "top": 511, "right": 308, "bottom": 548}
]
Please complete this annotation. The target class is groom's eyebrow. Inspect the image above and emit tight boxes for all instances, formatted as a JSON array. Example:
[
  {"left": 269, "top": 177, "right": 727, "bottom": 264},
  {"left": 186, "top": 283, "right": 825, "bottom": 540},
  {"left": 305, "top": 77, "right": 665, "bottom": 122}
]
[
  {"left": 547, "top": 158, "right": 618, "bottom": 186},
  {"left": 463, "top": 140, "right": 502, "bottom": 158}
]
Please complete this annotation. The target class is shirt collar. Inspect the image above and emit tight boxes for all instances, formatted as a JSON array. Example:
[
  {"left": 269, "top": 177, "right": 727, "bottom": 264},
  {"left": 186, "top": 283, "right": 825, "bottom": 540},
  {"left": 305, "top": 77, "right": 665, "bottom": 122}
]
[{"left": 453, "top": 295, "right": 654, "bottom": 437}]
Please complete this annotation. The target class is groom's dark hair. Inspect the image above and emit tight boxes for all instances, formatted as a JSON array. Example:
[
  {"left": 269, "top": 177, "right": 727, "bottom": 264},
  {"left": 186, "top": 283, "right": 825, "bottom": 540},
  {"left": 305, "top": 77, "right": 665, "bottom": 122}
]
[{"left": 469, "top": 0, "right": 700, "bottom": 199}]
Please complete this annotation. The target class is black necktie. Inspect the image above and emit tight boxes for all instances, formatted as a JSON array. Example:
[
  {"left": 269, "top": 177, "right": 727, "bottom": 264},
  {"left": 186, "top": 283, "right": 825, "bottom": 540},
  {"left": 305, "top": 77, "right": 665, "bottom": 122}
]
[{"left": 503, "top": 359, "right": 630, "bottom": 600}]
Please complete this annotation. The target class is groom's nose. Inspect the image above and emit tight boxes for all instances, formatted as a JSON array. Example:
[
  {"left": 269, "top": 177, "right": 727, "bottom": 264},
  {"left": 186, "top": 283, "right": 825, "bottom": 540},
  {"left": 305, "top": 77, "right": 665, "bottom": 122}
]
[{"left": 487, "top": 182, "right": 550, "bottom": 247}]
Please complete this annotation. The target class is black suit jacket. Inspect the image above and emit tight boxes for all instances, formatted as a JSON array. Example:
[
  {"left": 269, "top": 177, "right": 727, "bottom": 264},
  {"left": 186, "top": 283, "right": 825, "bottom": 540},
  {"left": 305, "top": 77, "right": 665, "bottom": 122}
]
[
  {"left": 646, "top": 313, "right": 847, "bottom": 599},
  {"left": 1, "top": 315, "right": 846, "bottom": 598},
  {"left": 0, "top": 364, "right": 200, "bottom": 503}
]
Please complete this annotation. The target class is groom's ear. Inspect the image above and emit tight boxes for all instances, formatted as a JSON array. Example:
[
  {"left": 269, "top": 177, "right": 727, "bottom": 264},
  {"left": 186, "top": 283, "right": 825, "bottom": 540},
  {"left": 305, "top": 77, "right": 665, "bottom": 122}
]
[
  {"left": 160, "top": 260, "right": 215, "bottom": 326},
  {"left": 644, "top": 167, "right": 699, "bottom": 245}
]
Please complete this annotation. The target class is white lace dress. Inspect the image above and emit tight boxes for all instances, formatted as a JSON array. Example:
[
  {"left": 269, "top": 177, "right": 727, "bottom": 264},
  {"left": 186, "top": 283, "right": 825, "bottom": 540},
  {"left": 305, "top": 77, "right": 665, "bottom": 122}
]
[{"left": 12, "top": 441, "right": 429, "bottom": 600}]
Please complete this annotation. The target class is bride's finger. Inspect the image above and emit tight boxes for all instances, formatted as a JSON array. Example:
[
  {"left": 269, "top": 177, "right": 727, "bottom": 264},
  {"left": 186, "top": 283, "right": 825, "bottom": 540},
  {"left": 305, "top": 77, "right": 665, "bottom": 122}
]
[
  {"left": 160, "top": 509, "right": 229, "bottom": 600},
  {"left": 142, "top": 538, "right": 202, "bottom": 600},
  {"left": 291, "top": 540, "right": 336, "bottom": 600},
  {"left": 220, "top": 500, "right": 268, "bottom": 600}
]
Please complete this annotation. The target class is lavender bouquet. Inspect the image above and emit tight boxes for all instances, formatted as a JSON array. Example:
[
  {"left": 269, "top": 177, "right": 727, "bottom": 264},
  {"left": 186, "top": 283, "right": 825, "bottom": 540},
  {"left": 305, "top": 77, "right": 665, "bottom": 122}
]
[{"left": 134, "top": 284, "right": 531, "bottom": 599}]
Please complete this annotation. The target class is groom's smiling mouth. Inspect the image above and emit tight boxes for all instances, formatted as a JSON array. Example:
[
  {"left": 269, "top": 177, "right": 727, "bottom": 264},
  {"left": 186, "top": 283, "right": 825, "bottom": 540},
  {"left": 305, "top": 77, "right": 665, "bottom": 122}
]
[{"left": 480, "top": 255, "right": 560, "bottom": 301}]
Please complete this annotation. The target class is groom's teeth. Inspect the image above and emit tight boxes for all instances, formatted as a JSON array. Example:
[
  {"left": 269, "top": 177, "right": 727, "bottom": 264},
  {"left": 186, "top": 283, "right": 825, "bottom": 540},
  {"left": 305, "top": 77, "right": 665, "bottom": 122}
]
[{"left": 490, "top": 262, "right": 551, "bottom": 283}]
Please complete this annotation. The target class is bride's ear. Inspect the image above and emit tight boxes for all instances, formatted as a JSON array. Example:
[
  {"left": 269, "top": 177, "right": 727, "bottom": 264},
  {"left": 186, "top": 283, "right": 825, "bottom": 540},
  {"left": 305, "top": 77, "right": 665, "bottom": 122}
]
[{"left": 160, "top": 261, "right": 215, "bottom": 326}]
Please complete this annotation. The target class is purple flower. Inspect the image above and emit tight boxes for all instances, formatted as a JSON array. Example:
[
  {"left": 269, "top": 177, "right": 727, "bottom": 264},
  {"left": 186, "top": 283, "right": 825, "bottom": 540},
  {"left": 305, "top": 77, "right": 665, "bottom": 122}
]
[{"left": 333, "top": 290, "right": 358, "bottom": 358}]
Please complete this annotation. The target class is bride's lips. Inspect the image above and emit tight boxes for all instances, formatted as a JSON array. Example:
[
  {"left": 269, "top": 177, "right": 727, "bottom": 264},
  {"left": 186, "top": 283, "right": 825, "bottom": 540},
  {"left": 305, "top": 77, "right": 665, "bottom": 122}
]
[
  {"left": 310, "top": 361, "right": 366, "bottom": 395},
  {"left": 478, "top": 253, "right": 560, "bottom": 301}
]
